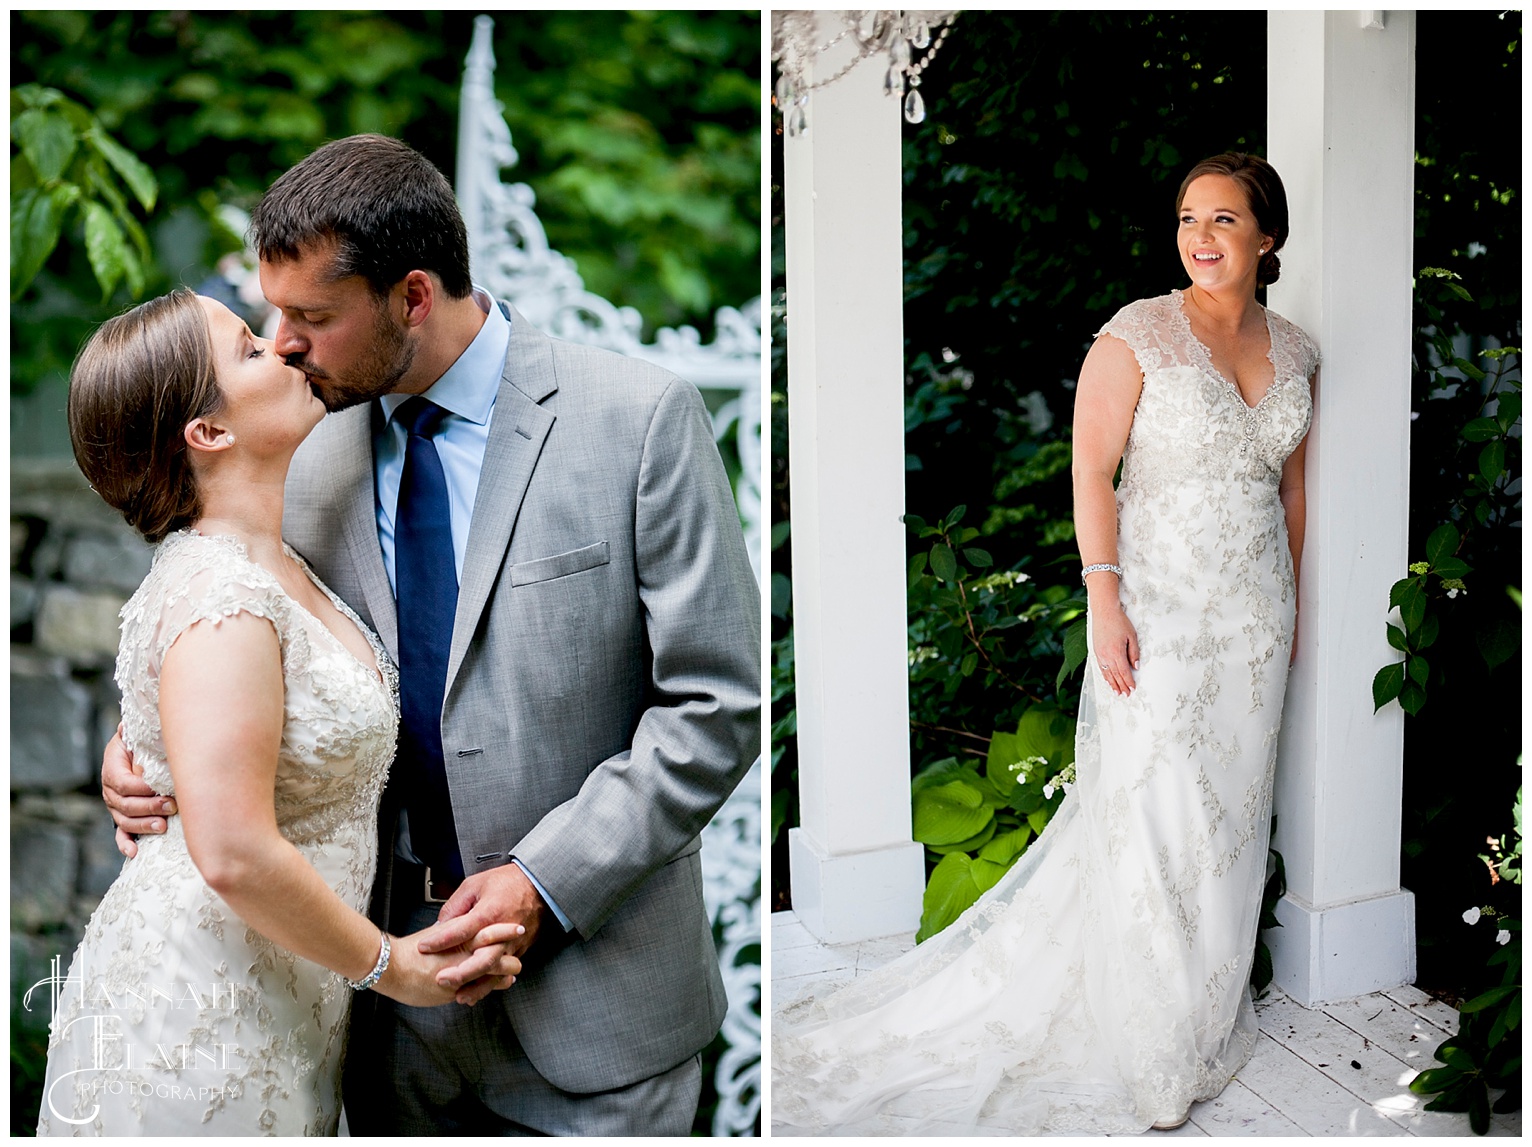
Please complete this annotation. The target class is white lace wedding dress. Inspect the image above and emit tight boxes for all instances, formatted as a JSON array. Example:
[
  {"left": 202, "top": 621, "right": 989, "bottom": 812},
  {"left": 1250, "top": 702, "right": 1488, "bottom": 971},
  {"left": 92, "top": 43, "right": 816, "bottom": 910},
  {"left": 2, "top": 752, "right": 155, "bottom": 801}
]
[
  {"left": 37, "top": 531, "right": 397, "bottom": 1136},
  {"left": 772, "top": 291, "right": 1319, "bottom": 1135}
]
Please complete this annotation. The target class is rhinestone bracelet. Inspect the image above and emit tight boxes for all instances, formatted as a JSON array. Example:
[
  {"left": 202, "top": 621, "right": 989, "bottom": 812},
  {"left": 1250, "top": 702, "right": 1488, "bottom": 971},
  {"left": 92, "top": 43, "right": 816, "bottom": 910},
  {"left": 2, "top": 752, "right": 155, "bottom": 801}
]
[
  {"left": 346, "top": 931, "right": 391, "bottom": 992},
  {"left": 1080, "top": 563, "right": 1124, "bottom": 583}
]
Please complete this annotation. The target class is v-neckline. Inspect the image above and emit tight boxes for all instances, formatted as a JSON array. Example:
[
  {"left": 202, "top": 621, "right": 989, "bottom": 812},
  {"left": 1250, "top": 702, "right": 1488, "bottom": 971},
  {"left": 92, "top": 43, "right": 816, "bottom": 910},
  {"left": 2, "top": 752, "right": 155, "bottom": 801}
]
[
  {"left": 190, "top": 531, "right": 386, "bottom": 689},
  {"left": 283, "top": 545, "right": 386, "bottom": 689},
  {"left": 1172, "top": 289, "right": 1278, "bottom": 411}
]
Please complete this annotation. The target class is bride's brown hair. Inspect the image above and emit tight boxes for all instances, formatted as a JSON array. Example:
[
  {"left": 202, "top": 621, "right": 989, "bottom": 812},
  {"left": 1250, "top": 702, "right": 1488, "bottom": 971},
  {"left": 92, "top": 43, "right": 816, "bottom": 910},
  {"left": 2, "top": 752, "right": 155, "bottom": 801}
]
[
  {"left": 1176, "top": 152, "right": 1289, "bottom": 286},
  {"left": 67, "top": 288, "right": 225, "bottom": 543}
]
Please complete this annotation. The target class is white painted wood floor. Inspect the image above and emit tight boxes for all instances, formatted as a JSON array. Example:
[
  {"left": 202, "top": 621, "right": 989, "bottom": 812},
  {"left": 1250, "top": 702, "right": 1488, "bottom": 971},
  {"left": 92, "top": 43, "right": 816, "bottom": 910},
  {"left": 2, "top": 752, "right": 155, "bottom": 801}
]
[{"left": 769, "top": 911, "right": 1521, "bottom": 1137}]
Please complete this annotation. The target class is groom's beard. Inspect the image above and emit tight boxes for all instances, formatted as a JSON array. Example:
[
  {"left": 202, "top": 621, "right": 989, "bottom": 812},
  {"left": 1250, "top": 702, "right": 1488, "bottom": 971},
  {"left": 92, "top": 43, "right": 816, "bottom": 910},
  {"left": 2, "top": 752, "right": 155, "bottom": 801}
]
[{"left": 287, "top": 305, "right": 416, "bottom": 414}]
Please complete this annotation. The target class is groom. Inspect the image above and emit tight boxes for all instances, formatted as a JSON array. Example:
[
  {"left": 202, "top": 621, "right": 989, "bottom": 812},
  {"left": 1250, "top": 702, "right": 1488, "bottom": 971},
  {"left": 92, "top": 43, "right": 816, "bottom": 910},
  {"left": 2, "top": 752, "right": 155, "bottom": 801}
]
[{"left": 102, "top": 134, "right": 760, "bottom": 1134}]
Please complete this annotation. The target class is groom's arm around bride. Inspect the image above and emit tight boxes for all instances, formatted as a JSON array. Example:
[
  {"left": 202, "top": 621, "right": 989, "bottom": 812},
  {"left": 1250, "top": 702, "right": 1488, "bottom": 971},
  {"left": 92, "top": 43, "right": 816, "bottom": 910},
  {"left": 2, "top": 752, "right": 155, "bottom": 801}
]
[{"left": 104, "top": 133, "right": 761, "bottom": 1136}]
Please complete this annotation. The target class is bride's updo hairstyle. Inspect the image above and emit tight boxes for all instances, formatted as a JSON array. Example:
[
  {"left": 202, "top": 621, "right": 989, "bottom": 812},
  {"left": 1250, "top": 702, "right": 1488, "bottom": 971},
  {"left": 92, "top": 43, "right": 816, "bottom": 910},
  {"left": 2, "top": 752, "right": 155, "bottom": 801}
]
[
  {"left": 1175, "top": 152, "right": 1289, "bottom": 287},
  {"left": 67, "top": 288, "right": 225, "bottom": 543}
]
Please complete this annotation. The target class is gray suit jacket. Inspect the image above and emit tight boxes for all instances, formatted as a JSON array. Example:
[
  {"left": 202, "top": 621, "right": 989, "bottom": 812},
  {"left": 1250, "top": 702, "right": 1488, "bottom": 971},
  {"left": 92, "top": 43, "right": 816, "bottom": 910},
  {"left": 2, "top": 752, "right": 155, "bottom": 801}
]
[{"left": 282, "top": 304, "right": 760, "bottom": 1093}]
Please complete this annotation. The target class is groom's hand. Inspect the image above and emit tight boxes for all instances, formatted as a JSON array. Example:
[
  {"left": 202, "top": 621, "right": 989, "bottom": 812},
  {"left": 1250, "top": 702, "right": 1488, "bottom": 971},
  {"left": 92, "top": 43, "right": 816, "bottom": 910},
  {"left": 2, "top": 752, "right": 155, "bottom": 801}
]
[
  {"left": 101, "top": 724, "right": 177, "bottom": 857},
  {"left": 417, "top": 863, "right": 549, "bottom": 1004}
]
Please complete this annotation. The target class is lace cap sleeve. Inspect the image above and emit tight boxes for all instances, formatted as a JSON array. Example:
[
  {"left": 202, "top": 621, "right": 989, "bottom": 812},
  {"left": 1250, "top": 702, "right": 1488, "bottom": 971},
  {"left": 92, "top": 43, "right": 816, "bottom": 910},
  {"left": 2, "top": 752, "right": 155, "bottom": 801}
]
[
  {"left": 115, "top": 532, "right": 290, "bottom": 788},
  {"left": 1094, "top": 295, "right": 1180, "bottom": 376},
  {"left": 1269, "top": 310, "right": 1321, "bottom": 383}
]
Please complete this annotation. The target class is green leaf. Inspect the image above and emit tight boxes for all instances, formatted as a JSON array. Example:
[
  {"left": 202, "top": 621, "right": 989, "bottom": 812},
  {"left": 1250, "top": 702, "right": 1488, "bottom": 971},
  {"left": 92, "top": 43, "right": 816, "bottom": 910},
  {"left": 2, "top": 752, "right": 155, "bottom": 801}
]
[
  {"left": 1477, "top": 618, "right": 1520, "bottom": 670},
  {"left": 11, "top": 182, "right": 81, "bottom": 301},
  {"left": 1013, "top": 704, "right": 1076, "bottom": 766},
  {"left": 82, "top": 199, "right": 130, "bottom": 300},
  {"left": 930, "top": 543, "right": 958, "bottom": 582},
  {"left": 1426, "top": 523, "right": 1460, "bottom": 566},
  {"left": 978, "top": 825, "right": 1033, "bottom": 865},
  {"left": 943, "top": 504, "right": 968, "bottom": 529},
  {"left": 960, "top": 651, "right": 978, "bottom": 677},
  {"left": 1433, "top": 556, "right": 1471, "bottom": 579},
  {"left": 1439, "top": 1043, "right": 1478, "bottom": 1068},
  {"left": 925, "top": 819, "right": 998, "bottom": 856},
  {"left": 985, "top": 731, "right": 1022, "bottom": 797},
  {"left": 1495, "top": 391, "right": 1521, "bottom": 431},
  {"left": 916, "top": 852, "right": 982, "bottom": 942},
  {"left": 770, "top": 571, "right": 791, "bottom": 619},
  {"left": 1386, "top": 623, "right": 1408, "bottom": 652},
  {"left": 970, "top": 856, "right": 1009, "bottom": 893},
  {"left": 1463, "top": 417, "right": 1502, "bottom": 442},
  {"left": 1389, "top": 577, "right": 1417, "bottom": 608},
  {"left": 1453, "top": 355, "right": 1488, "bottom": 382},
  {"left": 911, "top": 757, "right": 972, "bottom": 794},
  {"left": 1407, "top": 655, "right": 1429, "bottom": 686},
  {"left": 1417, "top": 613, "right": 1441, "bottom": 650},
  {"left": 85, "top": 125, "right": 157, "bottom": 210},
  {"left": 770, "top": 519, "right": 790, "bottom": 550},
  {"left": 1396, "top": 578, "right": 1428, "bottom": 630},
  {"left": 11, "top": 107, "right": 78, "bottom": 183},
  {"left": 1410, "top": 1066, "right": 1462, "bottom": 1095},
  {"left": 962, "top": 547, "right": 993, "bottom": 568},
  {"left": 1372, "top": 662, "right": 1405, "bottom": 711},
  {"left": 1480, "top": 439, "right": 1507, "bottom": 486},
  {"left": 1026, "top": 806, "right": 1053, "bottom": 834},
  {"left": 912, "top": 779, "right": 995, "bottom": 845},
  {"left": 1057, "top": 614, "right": 1088, "bottom": 692},
  {"left": 1461, "top": 985, "right": 1519, "bottom": 1013},
  {"left": 1469, "top": 1085, "right": 1490, "bottom": 1135},
  {"left": 770, "top": 786, "right": 788, "bottom": 844},
  {"left": 1399, "top": 680, "right": 1427, "bottom": 717}
]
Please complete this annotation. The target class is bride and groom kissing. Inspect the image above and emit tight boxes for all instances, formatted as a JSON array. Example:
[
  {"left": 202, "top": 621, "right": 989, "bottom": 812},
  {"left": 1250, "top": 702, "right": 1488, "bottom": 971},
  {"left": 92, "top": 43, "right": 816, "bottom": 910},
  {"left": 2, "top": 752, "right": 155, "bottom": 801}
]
[{"left": 39, "top": 134, "right": 760, "bottom": 1136}]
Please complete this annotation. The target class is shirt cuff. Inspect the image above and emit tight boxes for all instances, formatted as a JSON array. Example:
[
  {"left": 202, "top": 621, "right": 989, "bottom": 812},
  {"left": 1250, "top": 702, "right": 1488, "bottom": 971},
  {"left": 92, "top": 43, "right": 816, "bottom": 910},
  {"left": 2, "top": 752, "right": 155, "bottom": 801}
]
[{"left": 511, "top": 858, "right": 571, "bottom": 932}]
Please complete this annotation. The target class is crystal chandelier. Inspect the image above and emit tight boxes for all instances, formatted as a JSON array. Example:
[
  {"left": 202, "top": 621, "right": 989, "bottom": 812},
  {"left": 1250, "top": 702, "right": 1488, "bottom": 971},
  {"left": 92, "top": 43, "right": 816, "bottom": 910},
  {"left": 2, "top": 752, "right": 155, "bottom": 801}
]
[{"left": 771, "top": 10, "right": 958, "bottom": 136}]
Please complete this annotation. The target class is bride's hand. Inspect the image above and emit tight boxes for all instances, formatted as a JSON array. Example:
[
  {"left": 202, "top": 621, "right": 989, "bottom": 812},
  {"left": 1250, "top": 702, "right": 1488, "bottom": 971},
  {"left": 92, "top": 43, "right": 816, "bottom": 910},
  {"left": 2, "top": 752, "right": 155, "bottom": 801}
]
[
  {"left": 377, "top": 928, "right": 522, "bottom": 1008},
  {"left": 1092, "top": 605, "right": 1140, "bottom": 697}
]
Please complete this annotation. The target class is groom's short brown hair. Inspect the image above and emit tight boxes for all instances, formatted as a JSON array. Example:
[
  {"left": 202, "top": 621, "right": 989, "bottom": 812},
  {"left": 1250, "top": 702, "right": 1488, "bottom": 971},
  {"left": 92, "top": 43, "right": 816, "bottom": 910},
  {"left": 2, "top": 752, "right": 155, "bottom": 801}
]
[{"left": 251, "top": 134, "right": 473, "bottom": 299}]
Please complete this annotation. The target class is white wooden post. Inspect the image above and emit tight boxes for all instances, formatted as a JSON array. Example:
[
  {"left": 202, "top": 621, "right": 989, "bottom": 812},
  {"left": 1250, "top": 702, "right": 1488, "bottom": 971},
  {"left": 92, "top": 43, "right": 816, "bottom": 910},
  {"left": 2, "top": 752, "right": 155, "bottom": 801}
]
[
  {"left": 1266, "top": 10, "right": 1418, "bottom": 1005},
  {"left": 782, "top": 18, "right": 926, "bottom": 944}
]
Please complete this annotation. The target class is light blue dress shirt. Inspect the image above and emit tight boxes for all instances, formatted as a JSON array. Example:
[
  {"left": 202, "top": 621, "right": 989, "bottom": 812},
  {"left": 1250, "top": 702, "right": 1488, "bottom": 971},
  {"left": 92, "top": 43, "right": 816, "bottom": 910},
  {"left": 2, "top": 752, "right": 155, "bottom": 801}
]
[{"left": 374, "top": 287, "right": 570, "bottom": 932}]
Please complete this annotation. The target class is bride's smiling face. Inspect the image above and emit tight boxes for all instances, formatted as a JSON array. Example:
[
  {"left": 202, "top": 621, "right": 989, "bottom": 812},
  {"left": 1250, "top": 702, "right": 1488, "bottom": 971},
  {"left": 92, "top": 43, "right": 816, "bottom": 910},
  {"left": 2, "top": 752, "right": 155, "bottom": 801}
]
[{"left": 1176, "top": 174, "right": 1271, "bottom": 293}]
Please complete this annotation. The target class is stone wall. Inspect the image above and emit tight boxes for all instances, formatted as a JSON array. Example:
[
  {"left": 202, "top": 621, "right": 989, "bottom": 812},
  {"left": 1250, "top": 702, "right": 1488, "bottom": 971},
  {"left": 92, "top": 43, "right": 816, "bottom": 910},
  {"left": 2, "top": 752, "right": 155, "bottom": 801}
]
[{"left": 10, "top": 459, "right": 151, "bottom": 1059}]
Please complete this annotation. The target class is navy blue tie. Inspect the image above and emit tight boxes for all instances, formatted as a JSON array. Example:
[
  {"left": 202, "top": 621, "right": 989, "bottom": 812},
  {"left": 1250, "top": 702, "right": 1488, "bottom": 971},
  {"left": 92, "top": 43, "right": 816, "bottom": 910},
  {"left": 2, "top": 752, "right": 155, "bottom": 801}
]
[{"left": 394, "top": 397, "right": 463, "bottom": 879}]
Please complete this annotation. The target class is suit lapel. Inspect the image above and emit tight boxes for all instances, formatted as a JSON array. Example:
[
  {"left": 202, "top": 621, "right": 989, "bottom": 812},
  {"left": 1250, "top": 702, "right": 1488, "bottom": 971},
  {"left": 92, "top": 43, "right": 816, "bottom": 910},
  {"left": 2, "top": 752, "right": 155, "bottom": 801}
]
[
  {"left": 330, "top": 405, "right": 400, "bottom": 659},
  {"left": 445, "top": 304, "right": 558, "bottom": 695}
]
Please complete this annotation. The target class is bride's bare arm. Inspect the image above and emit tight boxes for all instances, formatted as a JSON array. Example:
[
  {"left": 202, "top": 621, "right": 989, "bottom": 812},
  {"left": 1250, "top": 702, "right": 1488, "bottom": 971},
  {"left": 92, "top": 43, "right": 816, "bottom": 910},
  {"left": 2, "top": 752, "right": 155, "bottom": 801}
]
[
  {"left": 1278, "top": 372, "right": 1314, "bottom": 663},
  {"left": 1072, "top": 334, "right": 1144, "bottom": 697},
  {"left": 158, "top": 612, "right": 519, "bottom": 1007}
]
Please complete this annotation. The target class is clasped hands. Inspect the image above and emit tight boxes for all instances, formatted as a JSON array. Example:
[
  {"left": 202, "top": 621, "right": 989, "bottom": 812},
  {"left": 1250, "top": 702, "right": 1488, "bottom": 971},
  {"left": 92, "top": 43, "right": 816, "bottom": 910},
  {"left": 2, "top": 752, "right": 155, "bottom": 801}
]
[{"left": 101, "top": 727, "right": 546, "bottom": 1007}]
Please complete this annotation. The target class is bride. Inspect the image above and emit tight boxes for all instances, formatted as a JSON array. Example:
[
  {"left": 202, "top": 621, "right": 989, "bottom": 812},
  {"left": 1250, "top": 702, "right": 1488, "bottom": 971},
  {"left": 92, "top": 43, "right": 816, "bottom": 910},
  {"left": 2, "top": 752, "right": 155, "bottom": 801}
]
[
  {"left": 37, "top": 290, "right": 523, "bottom": 1135},
  {"left": 772, "top": 153, "right": 1320, "bottom": 1135}
]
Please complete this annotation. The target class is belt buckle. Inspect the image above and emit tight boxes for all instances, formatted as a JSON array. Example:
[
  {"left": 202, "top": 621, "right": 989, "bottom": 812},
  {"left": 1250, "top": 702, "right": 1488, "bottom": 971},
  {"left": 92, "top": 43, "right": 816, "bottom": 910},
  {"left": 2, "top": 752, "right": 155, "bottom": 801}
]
[{"left": 423, "top": 867, "right": 451, "bottom": 905}]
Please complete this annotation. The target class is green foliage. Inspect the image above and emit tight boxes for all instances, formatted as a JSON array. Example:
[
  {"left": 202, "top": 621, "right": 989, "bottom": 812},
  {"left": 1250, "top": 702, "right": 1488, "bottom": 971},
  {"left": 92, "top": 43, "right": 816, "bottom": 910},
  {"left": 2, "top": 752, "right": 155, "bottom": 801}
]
[
  {"left": 1384, "top": 12, "right": 1522, "bottom": 1007},
  {"left": 906, "top": 506, "right": 1086, "bottom": 770},
  {"left": 910, "top": 704, "right": 1075, "bottom": 942},
  {"left": 11, "top": 12, "right": 759, "bottom": 401},
  {"left": 11, "top": 83, "right": 156, "bottom": 302},
  {"left": 1373, "top": 328, "right": 1520, "bottom": 717}
]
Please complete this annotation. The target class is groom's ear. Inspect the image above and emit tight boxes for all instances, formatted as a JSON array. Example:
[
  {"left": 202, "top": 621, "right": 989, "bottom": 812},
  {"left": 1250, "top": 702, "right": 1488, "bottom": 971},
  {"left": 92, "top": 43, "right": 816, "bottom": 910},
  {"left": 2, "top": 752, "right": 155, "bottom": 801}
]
[{"left": 398, "top": 270, "right": 435, "bottom": 329}]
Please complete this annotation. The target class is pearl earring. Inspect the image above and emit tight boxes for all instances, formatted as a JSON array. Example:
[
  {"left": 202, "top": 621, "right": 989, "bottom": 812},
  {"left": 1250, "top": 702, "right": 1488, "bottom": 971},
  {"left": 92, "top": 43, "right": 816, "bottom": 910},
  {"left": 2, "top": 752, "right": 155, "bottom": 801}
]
[{"left": 222, "top": 434, "right": 236, "bottom": 446}]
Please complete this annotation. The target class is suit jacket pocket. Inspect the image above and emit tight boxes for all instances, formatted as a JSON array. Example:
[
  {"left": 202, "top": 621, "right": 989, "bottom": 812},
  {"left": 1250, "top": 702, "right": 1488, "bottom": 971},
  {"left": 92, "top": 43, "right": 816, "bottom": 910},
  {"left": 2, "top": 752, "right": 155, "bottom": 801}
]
[{"left": 509, "top": 540, "right": 610, "bottom": 586}]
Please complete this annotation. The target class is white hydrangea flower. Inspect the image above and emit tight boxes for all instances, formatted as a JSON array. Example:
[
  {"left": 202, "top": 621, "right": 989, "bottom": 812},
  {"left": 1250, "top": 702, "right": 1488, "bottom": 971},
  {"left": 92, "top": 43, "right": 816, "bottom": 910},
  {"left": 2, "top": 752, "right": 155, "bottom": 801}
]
[
  {"left": 1463, "top": 906, "right": 1482, "bottom": 925},
  {"left": 1042, "top": 782, "right": 1055, "bottom": 800},
  {"left": 1497, "top": 930, "right": 1511, "bottom": 946}
]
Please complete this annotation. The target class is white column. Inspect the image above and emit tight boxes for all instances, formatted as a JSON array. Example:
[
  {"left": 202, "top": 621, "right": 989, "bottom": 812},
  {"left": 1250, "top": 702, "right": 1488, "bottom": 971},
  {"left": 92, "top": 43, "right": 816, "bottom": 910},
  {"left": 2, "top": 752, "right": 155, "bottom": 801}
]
[
  {"left": 1266, "top": 10, "right": 1417, "bottom": 1005},
  {"left": 783, "top": 19, "right": 925, "bottom": 944}
]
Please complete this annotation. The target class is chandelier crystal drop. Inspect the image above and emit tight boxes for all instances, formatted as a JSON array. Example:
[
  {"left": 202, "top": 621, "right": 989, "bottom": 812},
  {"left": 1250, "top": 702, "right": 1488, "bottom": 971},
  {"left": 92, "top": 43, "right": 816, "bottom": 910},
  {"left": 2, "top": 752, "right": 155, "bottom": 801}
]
[{"left": 771, "top": 10, "right": 958, "bottom": 135}]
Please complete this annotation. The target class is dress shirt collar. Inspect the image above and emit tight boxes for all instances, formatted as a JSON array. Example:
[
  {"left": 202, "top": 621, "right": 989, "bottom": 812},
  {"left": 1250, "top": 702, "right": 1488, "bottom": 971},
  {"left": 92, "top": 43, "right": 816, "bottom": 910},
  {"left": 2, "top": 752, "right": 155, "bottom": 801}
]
[{"left": 378, "top": 285, "right": 509, "bottom": 427}]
